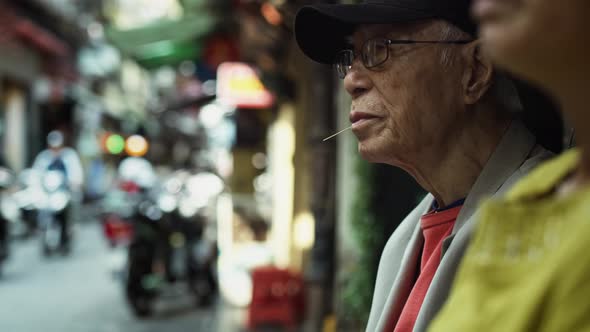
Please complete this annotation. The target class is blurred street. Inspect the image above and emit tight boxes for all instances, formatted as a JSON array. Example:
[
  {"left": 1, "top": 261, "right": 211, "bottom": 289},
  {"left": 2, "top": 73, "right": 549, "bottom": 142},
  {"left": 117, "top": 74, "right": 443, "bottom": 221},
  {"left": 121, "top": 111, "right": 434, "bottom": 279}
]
[
  {"left": 0, "top": 218, "right": 245, "bottom": 332},
  {"left": 0, "top": 1, "right": 418, "bottom": 330}
]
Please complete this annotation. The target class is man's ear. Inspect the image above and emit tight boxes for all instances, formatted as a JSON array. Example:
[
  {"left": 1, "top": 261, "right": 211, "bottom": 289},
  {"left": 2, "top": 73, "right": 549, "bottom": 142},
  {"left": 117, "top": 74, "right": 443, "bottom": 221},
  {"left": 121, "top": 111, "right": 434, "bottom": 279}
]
[{"left": 461, "top": 41, "right": 494, "bottom": 105}]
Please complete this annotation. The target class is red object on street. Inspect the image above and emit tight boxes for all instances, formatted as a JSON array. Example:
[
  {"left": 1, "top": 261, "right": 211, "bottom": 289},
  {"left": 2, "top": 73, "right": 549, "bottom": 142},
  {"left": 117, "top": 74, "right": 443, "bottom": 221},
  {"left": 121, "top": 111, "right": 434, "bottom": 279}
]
[
  {"left": 248, "top": 266, "right": 306, "bottom": 330},
  {"left": 102, "top": 214, "right": 134, "bottom": 247},
  {"left": 119, "top": 180, "right": 140, "bottom": 194}
]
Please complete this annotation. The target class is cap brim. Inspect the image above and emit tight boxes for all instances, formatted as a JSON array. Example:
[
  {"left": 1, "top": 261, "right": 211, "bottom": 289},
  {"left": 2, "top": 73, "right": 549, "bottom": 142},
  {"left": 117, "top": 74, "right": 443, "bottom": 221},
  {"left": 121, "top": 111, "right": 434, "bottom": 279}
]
[{"left": 295, "top": 4, "right": 435, "bottom": 64}]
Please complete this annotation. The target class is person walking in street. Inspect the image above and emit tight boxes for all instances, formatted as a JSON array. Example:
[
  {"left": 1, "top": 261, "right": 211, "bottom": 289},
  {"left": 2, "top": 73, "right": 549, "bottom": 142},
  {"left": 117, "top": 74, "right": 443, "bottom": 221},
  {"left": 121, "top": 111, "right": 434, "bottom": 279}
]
[
  {"left": 294, "top": 0, "right": 562, "bottom": 331},
  {"left": 428, "top": 1, "right": 590, "bottom": 331}
]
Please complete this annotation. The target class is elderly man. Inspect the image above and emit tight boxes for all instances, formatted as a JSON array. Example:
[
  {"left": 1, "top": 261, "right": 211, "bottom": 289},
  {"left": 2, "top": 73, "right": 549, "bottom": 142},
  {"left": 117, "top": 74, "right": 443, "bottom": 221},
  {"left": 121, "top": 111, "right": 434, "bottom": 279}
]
[{"left": 294, "top": 0, "right": 562, "bottom": 331}]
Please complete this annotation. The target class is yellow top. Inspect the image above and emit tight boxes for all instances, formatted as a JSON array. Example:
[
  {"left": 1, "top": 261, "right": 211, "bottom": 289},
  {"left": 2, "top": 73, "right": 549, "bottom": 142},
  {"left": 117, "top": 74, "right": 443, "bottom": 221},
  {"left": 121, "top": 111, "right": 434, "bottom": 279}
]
[{"left": 428, "top": 149, "right": 590, "bottom": 332}]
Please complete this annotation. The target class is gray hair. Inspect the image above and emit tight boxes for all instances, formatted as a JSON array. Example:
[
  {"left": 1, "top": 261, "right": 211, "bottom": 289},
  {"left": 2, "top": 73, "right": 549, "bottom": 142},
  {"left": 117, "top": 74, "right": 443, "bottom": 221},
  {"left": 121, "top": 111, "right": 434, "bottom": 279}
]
[
  {"left": 436, "top": 21, "right": 523, "bottom": 113},
  {"left": 438, "top": 22, "right": 470, "bottom": 67}
]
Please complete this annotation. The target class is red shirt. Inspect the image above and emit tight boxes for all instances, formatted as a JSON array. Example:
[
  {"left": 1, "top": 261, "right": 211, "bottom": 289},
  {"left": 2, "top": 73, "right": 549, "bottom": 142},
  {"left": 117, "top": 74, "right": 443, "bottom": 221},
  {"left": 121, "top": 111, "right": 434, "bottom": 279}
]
[{"left": 391, "top": 205, "right": 462, "bottom": 332}]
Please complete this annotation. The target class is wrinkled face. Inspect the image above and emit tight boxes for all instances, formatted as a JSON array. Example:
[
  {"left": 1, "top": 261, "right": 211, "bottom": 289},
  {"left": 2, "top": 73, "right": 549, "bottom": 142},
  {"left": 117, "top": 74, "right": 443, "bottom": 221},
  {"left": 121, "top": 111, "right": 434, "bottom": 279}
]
[
  {"left": 473, "top": 0, "right": 590, "bottom": 85},
  {"left": 344, "top": 22, "right": 467, "bottom": 168}
]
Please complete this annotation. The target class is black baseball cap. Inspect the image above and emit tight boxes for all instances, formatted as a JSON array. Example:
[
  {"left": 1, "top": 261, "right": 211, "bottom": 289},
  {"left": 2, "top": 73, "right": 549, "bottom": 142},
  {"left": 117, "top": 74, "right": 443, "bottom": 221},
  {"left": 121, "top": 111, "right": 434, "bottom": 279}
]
[
  {"left": 295, "top": 0, "right": 476, "bottom": 65},
  {"left": 294, "top": 0, "right": 564, "bottom": 153}
]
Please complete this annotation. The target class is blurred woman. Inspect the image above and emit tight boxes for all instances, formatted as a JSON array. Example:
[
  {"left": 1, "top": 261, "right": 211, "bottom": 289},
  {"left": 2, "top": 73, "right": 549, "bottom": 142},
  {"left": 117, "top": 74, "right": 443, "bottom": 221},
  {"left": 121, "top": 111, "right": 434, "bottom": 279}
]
[{"left": 428, "top": 1, "right": 590, "bottom": 331}]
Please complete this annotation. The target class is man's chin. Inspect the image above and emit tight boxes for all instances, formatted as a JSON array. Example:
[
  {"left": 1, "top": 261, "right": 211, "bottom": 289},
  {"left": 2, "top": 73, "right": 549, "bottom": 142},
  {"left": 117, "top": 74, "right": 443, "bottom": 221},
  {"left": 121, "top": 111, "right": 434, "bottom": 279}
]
[{"left": 357, "top": 142, "right": 384, "bottom": 164}]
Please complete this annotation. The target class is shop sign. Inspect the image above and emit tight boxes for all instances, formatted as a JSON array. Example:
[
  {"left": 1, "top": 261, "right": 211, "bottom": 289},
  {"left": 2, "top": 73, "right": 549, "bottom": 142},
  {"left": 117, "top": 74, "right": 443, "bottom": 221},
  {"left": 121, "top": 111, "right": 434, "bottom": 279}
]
[{"left": 216, "top": 62, "right": 274, "bottom": 109}]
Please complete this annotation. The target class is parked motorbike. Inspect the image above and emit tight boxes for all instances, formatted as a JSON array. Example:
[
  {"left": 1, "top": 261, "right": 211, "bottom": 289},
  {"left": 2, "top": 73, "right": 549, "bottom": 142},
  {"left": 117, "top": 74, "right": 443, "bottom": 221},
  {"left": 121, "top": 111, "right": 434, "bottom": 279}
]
[
  {"left": 0, "top": 166, "right": 15, "bottom": 274},
  {"left": 100, "top": 180, "right": 140, "bottom": 248},
  {"left": 124, "top": 170, "right": 222, "bottom": 317},
  {"left": 10, "top": 169, "right": 40, "bottom": 238}
]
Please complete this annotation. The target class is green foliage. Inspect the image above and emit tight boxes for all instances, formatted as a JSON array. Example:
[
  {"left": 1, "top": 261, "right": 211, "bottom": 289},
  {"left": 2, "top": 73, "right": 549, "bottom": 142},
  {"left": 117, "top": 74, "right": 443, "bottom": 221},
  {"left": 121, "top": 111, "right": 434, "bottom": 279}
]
[
  {"left": 340, "top": 153, "right": 385, "bottom": 325},
  {"left": 340, "top": 147, "right": 424, "bottom": 327}
]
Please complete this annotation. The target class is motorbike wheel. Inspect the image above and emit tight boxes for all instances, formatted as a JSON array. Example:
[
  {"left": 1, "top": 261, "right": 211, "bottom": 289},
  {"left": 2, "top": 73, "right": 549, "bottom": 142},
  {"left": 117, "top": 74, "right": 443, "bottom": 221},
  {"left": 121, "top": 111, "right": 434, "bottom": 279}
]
[
  {"left": 0, "top": 219, "right": 9, "bottom": 261},
  {"left": 190, "top": 276, "right": 216, "bottom": 307},
  {"left": 59, "top": 241, "right": 71, "bottom": 256},
  {"left": 42, "top": 233, "right": 58, "bottom": 256},
  {"left": 126, "top": 242, "right": 155, "bottom": 318},
  {"left": 42, "top": 245, "right": 51, "bottom": 257},
  {"left": 41, "top": 233, "right": 54, "bottom": 256},
  {"left": 41, "top": 217, "right": 62, "bottom": 257},
  {"left": 129, "top": 295, "right": 153, "bottom": 317},
  {"left": 195, "top": 292, "right": 214, "bottom": 307},
  {"left": 0, "top": 240, "right": 8, "bottom": 261},
  {"left": 58, "top": 209, "right": 71, "bottom": 256}
]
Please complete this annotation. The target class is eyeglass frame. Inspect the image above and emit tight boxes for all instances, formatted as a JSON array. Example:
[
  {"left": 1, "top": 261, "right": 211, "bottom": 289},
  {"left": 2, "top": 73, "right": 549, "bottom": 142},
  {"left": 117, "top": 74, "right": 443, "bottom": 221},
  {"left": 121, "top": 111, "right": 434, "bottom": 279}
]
[{"left": 335, "top": 38, "right": 474, "bottom": 79}]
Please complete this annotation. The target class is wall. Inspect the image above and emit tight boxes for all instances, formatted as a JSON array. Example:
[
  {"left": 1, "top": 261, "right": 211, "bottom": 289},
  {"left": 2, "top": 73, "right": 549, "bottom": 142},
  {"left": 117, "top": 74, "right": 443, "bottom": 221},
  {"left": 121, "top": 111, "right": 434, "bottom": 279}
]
[{"left": 0, "top": 41, "right": 42, "bottom": 169}]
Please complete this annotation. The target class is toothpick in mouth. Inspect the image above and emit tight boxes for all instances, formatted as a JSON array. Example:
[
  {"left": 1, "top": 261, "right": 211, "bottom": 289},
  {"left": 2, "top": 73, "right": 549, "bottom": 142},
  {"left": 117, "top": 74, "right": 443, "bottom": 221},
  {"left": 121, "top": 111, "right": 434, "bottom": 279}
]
[{"left": 323, "top": 126, "right": 352, "bottom": 142}]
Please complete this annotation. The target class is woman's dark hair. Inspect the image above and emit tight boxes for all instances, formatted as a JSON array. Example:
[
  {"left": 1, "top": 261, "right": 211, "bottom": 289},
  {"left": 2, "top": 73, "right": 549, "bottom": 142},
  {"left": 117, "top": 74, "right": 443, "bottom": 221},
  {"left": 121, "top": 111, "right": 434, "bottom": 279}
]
[{"left": 514, "top": 78, "right": 564, "bottom": 153}]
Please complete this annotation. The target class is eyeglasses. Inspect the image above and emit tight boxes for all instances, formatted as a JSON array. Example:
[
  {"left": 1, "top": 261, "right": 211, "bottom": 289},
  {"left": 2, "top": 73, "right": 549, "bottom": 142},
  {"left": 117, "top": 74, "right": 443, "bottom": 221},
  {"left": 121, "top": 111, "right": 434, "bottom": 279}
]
[{"left": 334, "top": 37, "right": 473, "bottom": 79}]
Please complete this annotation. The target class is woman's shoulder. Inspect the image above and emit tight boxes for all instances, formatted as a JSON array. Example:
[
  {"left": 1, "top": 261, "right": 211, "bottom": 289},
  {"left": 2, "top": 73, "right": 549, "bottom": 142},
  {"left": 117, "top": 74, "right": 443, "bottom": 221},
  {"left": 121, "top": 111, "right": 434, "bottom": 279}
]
[{"left": 505, "top": 148, "right": 580, "bottom": 201}]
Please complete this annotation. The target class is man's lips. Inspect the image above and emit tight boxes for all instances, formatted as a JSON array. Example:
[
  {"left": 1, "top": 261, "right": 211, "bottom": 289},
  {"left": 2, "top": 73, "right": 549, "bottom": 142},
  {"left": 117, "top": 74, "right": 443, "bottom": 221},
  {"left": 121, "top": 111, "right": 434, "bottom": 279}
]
[{"left": 349, "top": 111, "right": 381, "bottom": 125}]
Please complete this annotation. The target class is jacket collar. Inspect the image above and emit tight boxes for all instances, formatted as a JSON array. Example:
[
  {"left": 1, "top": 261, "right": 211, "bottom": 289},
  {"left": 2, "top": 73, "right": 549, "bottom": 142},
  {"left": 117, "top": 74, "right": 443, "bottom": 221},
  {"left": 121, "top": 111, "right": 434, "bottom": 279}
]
[{"left": 452, "top": 120, "right": 536, "bottom": 233}]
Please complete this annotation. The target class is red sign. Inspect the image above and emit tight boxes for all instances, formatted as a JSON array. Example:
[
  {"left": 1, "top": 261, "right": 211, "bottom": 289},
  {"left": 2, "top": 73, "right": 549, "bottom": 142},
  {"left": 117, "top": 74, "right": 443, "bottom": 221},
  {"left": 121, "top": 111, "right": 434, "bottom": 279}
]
[{"left": 216, "top": 62, "right": 274, "bottom": 109}]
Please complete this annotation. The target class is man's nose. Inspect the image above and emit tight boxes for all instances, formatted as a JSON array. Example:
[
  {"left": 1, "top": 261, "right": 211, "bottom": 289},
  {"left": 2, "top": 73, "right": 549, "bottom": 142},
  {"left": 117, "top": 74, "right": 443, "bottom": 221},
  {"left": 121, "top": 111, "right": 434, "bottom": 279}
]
[{"left": 343, "top": 62, "right": 372, "bottom": 99}]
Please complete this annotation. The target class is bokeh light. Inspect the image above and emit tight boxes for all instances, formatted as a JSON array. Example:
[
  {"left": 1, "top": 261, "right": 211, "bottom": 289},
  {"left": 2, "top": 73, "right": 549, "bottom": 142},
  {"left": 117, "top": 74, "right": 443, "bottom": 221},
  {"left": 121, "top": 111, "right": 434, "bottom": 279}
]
[
  {"left": 106, "top": 134, "right": 125, "bottom": 155},
  {"left": 125, "top": 135, "right": 149, "bottom": 157}
]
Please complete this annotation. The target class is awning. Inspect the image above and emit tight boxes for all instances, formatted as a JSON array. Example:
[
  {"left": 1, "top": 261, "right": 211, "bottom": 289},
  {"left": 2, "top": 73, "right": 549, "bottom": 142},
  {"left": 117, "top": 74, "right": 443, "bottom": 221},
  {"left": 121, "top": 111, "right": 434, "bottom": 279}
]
[
  {"left": 0, "top": 5, "right": 69, "bottom": 57},
  {"left": 106, "top": 14, "right": 218, "bottom": 69}
]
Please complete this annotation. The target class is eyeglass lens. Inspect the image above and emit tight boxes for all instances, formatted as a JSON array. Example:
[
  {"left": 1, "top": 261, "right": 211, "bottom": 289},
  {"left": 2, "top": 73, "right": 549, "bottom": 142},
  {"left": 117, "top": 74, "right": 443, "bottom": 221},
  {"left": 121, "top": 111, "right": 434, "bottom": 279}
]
[
  {"left": 335, "top": 39, "right": 390, "bottom": 79},
  {"left": 363, "top": 38, "right": 389, "bottom": 68},
  {"left": 335, "top": 50, "right": 353, "bottom": 79}
]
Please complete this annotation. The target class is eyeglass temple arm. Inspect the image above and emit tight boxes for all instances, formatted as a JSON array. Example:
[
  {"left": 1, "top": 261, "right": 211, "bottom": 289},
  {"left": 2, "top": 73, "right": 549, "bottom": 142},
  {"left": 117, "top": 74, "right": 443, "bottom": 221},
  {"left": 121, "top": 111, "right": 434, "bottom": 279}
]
[{"left": 387, "top": 40, "right": 473, "bottom": 45}]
